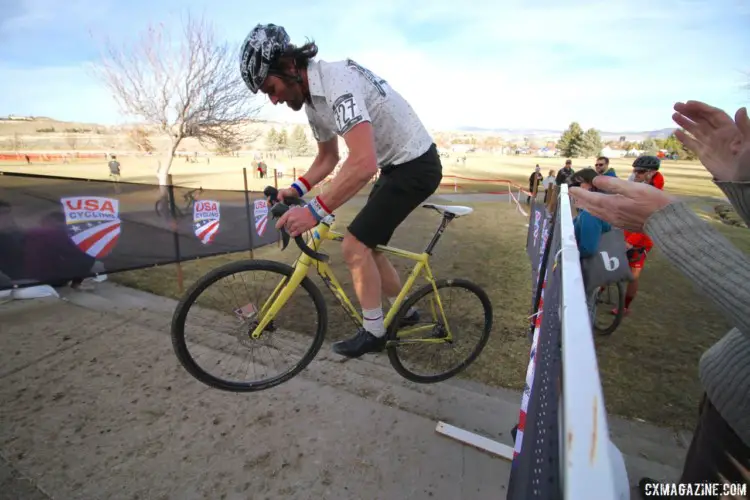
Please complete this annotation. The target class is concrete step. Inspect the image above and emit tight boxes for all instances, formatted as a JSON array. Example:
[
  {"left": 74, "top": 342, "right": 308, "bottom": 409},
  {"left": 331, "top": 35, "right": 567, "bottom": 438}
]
[{"left": 62, "top": 282, "right": 687, "bottom": 482}]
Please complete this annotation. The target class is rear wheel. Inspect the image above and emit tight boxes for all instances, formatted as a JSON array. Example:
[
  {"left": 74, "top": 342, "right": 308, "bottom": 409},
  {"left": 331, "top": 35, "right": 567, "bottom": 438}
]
[
  {"left": 589, "top": 281, "right": 625, "bottom": 336},
  {"left": 386, "top": 279, "right": 493, "bottom": 384},
  {"left": 171, "top": 260, "right": 327, "bottom": 392}
]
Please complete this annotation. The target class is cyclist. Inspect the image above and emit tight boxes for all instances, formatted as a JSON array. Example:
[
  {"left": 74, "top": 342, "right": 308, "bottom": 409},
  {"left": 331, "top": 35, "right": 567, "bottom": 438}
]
[
  {"left": 240, "top": 24, "right": 442, "bottom": 358},
  {"left": 615, "top": 155, "right": 664, "bottom": 315}
]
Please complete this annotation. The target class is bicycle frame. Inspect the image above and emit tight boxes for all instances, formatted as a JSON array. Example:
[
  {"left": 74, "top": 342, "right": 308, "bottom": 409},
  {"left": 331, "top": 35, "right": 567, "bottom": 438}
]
[{"left": 250, "top": 216, "right": 454, "bottom": 344}]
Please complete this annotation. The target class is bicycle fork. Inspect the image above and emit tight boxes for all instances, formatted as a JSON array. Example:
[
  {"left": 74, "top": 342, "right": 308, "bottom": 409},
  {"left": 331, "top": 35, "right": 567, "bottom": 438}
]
[{"left": 250, "top": 263, "right": 309, "bottom": 339}]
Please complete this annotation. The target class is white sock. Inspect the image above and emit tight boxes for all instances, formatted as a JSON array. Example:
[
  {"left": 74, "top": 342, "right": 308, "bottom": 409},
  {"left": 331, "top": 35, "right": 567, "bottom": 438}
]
[
  {"left": 388, "top": 297, "right": 416, "bottom": 317},
  {"left": 362, "top": 307, "right": 386, "bottom": 337}
]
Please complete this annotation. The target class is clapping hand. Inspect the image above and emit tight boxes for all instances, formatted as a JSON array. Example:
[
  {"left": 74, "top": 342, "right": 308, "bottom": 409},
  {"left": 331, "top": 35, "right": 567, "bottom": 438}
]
[
  {"left": 570, "top": 176, "right": 674, "bottom": 233},
  {"left": 672, "top": 101, "right": 750, "bottom": 182}
]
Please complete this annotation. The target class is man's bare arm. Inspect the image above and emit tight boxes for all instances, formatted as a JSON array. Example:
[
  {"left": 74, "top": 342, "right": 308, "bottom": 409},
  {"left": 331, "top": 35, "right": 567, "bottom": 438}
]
[
  {"left": 299, "top": 138, "right": 340, "bottom": 187},
  {"left": 316, "top": 122, "right": 378, "bottom": 212}
]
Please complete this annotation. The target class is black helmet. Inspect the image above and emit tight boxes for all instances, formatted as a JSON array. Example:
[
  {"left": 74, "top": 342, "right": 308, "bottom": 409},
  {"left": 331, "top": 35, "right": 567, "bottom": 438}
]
[
  {"left": 240, "top": 24, "right": 291, "bottom": 93},
  {"left": 632, "top": 155, "right": 660, "bottom": 171}
]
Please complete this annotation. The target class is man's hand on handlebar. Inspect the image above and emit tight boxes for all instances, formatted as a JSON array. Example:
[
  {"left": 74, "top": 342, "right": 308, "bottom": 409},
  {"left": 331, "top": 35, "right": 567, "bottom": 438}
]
[
  {"left": 262, "top": 185, "right": 330, "bottom": 262},
  {"left": 274, "top": 187, "right": 299, "bottom": 204}
]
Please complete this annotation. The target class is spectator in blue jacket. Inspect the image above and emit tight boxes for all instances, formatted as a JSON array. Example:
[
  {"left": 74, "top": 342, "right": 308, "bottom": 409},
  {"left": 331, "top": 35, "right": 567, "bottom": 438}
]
[
  {"left": 570, "top": 168, "right": 612, "bottom": 257},
  {"left": 595, "top": 156, "right": 618, "bottom": 177}
]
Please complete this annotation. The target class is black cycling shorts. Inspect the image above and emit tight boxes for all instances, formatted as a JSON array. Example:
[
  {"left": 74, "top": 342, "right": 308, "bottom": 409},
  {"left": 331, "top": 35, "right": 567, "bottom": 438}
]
[{"left": 348, "top": 143, "right": 443, "bottom": 249}]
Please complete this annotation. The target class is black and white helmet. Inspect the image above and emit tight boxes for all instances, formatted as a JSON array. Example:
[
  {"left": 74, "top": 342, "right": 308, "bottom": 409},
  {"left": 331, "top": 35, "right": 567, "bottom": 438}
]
[{"left": 240, "top": 23, "right": 291, "bottom": 94}]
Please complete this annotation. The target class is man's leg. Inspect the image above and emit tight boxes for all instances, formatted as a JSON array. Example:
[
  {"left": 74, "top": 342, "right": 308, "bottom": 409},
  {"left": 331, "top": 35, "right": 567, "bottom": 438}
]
[
  {"left": 625, "top": 266, "right": 642, "bottom": 310},
  {"left": 373, "top": 251, "right": 419, "bottom": 321},
  {"left": 342, "top": 235, "right": 384, "bottom": 333},
  {"left": 332, "top": 145, "right": 442, "bottom": 358}
]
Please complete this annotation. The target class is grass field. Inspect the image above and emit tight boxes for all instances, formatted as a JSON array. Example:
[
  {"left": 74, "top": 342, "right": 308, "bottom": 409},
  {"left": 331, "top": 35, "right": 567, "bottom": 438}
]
[
  {"left": 110, "top": 191, "right": 750, "bottom": 431},
  {"left": 0, "top": 152, "right": 726, "bottom": 199}
]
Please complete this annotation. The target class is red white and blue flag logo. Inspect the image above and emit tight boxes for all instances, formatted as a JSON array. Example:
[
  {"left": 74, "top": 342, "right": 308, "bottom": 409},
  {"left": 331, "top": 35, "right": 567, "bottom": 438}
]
[
  {"left": 61, "top": 196, "right": 121, "bottom": 258},
  {"left": 254, "top": 199, "right": 269, "bottom": 237},
  {"left": 193, "top": 200, "right": 221, "bottom": 245}
]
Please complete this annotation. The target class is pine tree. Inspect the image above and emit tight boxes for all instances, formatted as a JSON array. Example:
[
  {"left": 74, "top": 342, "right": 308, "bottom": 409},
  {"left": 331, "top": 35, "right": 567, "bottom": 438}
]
[
  {"left": 556, "top": 122, "right": 585, "bottom": 158},
  {"left": 266, "top": 128, "right": 279, "bottom": 150},
  {"left": 289, "top": 125, "right": 313, "bottom": 156},
  {"left": 581, "top": 128, "right": 603, "bottom": 157},
  {"left": 277, "top": 129, "right": 288, "bottom": 150}
]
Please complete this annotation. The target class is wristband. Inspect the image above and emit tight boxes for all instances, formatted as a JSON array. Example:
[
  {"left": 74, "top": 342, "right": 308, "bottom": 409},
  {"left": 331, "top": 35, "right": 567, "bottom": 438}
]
[
  {"left": 307, "top": 196, "right": 330, "bottom": 222},
  {"left": 291, "top": 177, "right": 311, "bottom": 197}
]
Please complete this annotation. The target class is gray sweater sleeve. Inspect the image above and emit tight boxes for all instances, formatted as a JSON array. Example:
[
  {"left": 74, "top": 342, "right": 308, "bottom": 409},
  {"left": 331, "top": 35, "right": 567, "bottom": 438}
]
[
  {"left": 644, "top": 195, "right": 750, "bottom": 337},
  {"left": 715, "top": 180, "right": 750, "bottom": 228}
]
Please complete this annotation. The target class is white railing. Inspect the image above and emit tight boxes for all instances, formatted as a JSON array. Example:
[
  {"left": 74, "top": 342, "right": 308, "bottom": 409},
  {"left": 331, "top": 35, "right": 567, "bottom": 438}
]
[{"left": 557, "top": 184, "right": 629, "bottom": 499}]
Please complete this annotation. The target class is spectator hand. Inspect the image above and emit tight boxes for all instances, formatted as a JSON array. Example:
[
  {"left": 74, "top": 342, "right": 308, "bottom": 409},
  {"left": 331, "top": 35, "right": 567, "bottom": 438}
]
[
  {"left": 570, "top": 176, "right": 674, "bottom": 233},
  {"left": 672, "top": 101, "right": 750, "bottom": 182}
]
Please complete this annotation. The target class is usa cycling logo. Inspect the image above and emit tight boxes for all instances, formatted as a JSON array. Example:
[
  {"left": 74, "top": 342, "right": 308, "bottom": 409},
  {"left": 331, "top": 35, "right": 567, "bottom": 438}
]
[
  {"left": 61, "top": 196, "right": 121, "bottom": 258},
  {"left": 193, "top": 200, "right": 220, "bottom": 245},
  {"left": 254, "top": 199, "right": 268, "bottom": 237},
  {"left": 532, "top": 209, "right": 542, "bottom": 244}
]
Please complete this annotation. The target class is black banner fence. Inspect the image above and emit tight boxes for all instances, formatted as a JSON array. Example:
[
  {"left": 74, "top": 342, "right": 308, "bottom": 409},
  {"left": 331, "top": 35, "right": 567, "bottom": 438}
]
[
  {"left": 507, "top": 188, "right": 628, "bottom": 499},
  {"left": 0, "top": 170, "right": 279, "bottom": 292}
]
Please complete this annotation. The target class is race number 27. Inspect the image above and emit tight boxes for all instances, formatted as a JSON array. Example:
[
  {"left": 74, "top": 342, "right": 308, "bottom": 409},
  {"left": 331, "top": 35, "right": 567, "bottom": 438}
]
[{"left": 332, "top": 93, "right": 364, "bottom": 135}]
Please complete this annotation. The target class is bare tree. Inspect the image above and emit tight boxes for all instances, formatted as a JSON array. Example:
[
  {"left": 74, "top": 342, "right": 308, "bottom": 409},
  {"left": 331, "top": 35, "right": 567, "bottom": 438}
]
[
  {"left": 127, "top": 127, "right": 154, "bottom": 152},
  {"left": 65, "top": 133, "right": 78, "bottom": 150},
  {"left": 93, "top": 14, "right": 262, "bottom": 184}
]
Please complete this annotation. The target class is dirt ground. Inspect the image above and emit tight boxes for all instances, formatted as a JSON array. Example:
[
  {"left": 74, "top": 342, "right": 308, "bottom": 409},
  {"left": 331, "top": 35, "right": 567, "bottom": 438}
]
[
  {"left": 0, "top": 282, "right": 690, "bottom": 499},
  {"left": 0, "top": 296, "right": 511, "bottom": 500}
]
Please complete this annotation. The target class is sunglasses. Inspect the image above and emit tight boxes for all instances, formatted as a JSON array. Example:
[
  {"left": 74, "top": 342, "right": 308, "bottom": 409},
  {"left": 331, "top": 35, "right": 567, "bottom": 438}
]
[{"left": 595, "top": 163, "right": 605, "bottom": 167}]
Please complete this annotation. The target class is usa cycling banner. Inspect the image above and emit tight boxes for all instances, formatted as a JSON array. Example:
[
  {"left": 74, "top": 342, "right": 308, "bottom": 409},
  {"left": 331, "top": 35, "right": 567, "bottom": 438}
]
[
  {"left": 0, "top": 172, "right": 280, "bottom": 290},
  {"left": 526, "top": 201, "right": 552, "bottom": 295},
  {"left": 253, "top": 199, "right": 269, "bottom": 237},
  {"left": 508, "top": 200, "right": 563, "bottom": 500},
  {"left": 61, "top": 196, "right": 122, "bottom": 258},
  {"left": 193, "top": 200, "right": 221, "bottom": 245}
]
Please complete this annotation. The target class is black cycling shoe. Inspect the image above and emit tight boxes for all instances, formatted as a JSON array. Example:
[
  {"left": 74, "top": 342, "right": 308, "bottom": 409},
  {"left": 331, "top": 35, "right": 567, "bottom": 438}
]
[{"left": 332, "top": 328, "right": 386, "bottom": 358}]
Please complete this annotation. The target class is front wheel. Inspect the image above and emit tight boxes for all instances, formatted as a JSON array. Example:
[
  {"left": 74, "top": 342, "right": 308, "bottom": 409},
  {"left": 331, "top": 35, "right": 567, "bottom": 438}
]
[
  {"left": 589, "top": 281, "right": 625, "bottom": 336},
  {"left": 171, "top": 259, "right": 328, "bottom": 392},
  {"left": 386, "top": 279, "right": 493, "bottom": 384}
]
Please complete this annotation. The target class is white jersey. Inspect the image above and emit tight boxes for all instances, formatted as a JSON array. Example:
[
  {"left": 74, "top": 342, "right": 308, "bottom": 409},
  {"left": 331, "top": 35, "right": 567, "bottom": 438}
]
[{"left": 304, "top": 59, "right": 434, "bottom": 168}]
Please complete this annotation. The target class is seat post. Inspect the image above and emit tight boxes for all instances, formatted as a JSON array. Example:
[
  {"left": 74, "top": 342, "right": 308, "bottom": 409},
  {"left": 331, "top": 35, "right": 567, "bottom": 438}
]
[{"left": 424, "top": 214, "right": 454, "bottom": 255}]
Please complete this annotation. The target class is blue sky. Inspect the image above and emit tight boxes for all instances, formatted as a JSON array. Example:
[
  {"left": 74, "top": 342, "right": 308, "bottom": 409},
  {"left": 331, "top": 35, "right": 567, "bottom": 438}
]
[{"left": 1, "top": 0, "right": 748, "bottom": 131}]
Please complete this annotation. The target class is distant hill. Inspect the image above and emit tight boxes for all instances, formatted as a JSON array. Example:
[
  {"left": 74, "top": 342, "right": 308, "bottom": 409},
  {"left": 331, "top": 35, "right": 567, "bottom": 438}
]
[
  {"left": 455, "top": 126, "right": 677, "bottom": 141},
  {"left": 0, "top": 116, "right": 677, "bottom": 153}
]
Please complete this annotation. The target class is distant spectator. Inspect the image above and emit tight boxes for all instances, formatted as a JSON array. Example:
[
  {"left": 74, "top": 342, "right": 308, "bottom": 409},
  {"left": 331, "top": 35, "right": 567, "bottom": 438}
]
[
  {"left": 595, "top": 156, "right": 617, "bottom": 177},
  {"left": 555, "top": 159, "right": 575, "bottom": 185},
  {"left": 108, "top": 155, "right": 121, "bottom": 181},
  {"left": 542, "top": 169, "right": 556, "bottom": 203},
  {"left": 527, "top": 165, "right": 543, "bottom": 203}
]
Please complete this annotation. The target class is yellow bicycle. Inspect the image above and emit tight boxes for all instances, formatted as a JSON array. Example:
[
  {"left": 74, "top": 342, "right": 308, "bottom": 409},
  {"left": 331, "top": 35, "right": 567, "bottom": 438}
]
[{"left": 170, "top": 187, "right": 493, "bottom": 392}]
